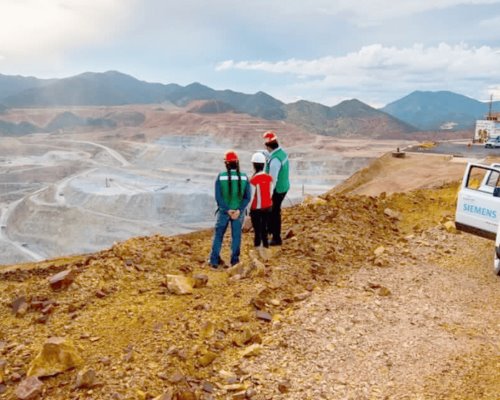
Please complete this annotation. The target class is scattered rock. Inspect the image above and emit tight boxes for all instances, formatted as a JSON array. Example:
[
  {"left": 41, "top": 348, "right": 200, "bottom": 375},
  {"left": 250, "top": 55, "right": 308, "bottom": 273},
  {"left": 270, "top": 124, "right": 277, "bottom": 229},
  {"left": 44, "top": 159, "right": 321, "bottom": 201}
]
[
  {"left": 278, "top": 379, "right": 291, "bottom": 393},
  {"left": 200, "top": 321, "right": 216, "bottom": 339},
  {"left": 99, "top": 357, "right": 111, "bottom": 365},
  {"left": 374, "top": 246, "right": 385, "bottom": 257},
  {"left": 11, "top": 372, "right": 22, "bottom": 382},
  {"left": 202, "top": 381, "right": 215, "bottom": 393},
  {"left": 240, "top": 344, "right": 262, "bottom": 358},
  {"left": 168, "top": 370, "right": 185, "bottom": 384},
  {"left": 198, "top": 351, "right": 217, "bottom": 367},
  {"left": 374, "top": 258, "right": 387, "bottom": 267},
  {"left": 233, "top": 329, "right": 253, "bottom": 347},
  {"left": 178, "top": 264, "right": 192, "bottom": 274},
  {"left": 11, "top": 296, "right": 28, "bottom": 316},
  {"left": 232, "top": 391, "right": 247, "bottom": 400},
  {"left": 227, "top": 263, "right": 246, "bottom": 278},
  {"left": 251, "top": 259, "right": 266, "bottom": 277},
  {"left": 444, "top": 221, "right": 457, "bottom": 233},
  {"left": 219, "top": 370, "right": 238, "bottom": 383},
  {"left": 75, "top": 368, "right": 96, "bottom": 389},
  {"left": 293, "top": 292, "right": 311, "bottom": 302},
  {"left": 48, "top": 269, "right": 76, "bottom": 290},
  {"left": 41, "top": 303, "right": 54, "bottom": 315},
  {"left": 384, "top": 208, "right": 401, "bottom": 220},
  {"left": 35, "top": 315, "right": 49, "bottom": 324},
  {"left": 255, "top": 310, "right": 272, "bottom": 322},
  {"left": 15, "top": 376, "right": 43, "bottom": 400},
  {"left": 165, "top": 275, "right": 193, "bottom": 295},
  {"left": 153, "top": 389, "right": 174, "bottom": 400},
  {"left": 176, "top": 390, "right": 197, "bottom": 400},
  {"left": 27, "top": 337, "right": 84, "bottom": 377},
  {"left": 223, "top": 383, "right": 247, "bottom": 391},
  {"left": 193, "top": 274, "right": 209, "bottom": 288},
  {"left": 378, "top": 286, "right": 392, "bottom": 297},
  {"left": 284, "top": 229, "right": 295, "bottom": 239}
]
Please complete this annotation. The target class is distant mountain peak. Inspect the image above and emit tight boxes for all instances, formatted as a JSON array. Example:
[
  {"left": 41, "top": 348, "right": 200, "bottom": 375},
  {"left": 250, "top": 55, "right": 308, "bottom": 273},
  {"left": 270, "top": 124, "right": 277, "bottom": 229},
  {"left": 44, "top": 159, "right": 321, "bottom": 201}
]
[
  {"left": 185, "top": 82, "right": 211, "bottom": 89},
  {"left": 382, "top": 90, "right": 498, "bottom": 130},
  {"left": 336, "top": 98, "right": 369, "bottom": 108}
]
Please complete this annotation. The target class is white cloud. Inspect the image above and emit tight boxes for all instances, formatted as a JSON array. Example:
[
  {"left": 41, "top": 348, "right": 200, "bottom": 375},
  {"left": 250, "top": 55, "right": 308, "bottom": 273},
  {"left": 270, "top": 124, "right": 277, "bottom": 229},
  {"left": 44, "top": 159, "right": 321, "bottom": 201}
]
[
  {"left": 0, "top": 0, "right": 135, "bottom": 61},
  {"left": 218, "top": 43, "right": 500, "bottom": 78},
  {"left": 298, "top": 0, "right": 500, "bottom": 25},
  {"left": 217, "top": 43, "right": 500, "bottom": 105}
]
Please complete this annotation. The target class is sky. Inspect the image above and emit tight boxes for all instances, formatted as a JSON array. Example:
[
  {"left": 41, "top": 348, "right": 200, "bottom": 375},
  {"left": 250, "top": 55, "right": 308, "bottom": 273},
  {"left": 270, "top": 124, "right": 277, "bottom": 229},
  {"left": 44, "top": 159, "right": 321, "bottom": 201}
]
[{"left": 0, "top": 0, "right": 500, "bottom": 107}]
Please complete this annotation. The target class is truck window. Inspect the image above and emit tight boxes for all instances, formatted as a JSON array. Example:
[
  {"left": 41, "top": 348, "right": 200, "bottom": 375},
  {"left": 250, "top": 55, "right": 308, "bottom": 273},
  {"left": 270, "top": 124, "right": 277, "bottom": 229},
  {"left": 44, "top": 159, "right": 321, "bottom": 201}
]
[
  {"left": 486, "top": 171, "right": 500, "bottom": 187},
  {"left": 468, "top": 166, "right": 500, "bottom": 192}
]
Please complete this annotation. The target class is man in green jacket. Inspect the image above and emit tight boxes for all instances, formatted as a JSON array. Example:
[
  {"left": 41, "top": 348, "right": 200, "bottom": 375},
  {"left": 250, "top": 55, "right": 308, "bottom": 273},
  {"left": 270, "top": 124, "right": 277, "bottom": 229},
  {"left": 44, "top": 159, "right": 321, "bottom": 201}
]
[{"left": 263, "top": 131, "right": 290, "bottom": 246}]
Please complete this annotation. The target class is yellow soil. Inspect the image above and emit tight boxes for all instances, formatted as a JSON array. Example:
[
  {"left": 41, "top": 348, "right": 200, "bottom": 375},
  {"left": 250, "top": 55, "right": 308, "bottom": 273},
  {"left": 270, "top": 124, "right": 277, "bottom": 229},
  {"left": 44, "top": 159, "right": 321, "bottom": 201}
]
[{"left": 0, "top": 152, "right": 499, "bottom": 399}]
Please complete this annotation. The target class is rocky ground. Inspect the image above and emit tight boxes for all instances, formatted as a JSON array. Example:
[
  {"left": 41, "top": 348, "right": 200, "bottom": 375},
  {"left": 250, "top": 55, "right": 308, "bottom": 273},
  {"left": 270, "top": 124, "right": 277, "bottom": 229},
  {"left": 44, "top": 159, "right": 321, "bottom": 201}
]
[{"left": 0, "top": 163, "right": 499, "bottom": 399}]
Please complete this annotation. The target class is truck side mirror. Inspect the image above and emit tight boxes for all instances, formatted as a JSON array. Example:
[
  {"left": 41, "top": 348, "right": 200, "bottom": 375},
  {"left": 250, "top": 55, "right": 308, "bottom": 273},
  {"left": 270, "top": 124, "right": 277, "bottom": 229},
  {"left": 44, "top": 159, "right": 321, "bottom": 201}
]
[{"left": 494, "top": 187, "right": 500, "bottom": 197}]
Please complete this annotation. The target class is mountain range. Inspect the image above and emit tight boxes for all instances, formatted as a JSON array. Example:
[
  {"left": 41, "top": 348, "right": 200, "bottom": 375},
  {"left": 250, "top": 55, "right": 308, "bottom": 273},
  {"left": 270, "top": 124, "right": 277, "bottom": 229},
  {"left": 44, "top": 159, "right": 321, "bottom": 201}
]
[
  {"left": 0, "top": 70, "right": 497, "bottom": 135},
  {"left": 382, "top": 91, "right": 500, "bottom": 130}
]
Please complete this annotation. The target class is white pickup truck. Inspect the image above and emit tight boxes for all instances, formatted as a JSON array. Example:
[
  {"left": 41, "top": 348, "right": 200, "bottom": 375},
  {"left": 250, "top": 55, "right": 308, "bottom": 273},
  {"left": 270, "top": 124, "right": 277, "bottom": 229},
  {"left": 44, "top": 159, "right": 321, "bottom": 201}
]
[{"left": 455, "top": 162, "right": 500, "bottom": 275}]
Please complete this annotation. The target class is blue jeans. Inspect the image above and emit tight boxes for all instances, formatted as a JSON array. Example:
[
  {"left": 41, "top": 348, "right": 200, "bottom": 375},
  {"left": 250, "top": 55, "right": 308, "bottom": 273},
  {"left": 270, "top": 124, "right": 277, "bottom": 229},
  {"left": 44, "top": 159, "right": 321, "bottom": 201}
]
[{"left": 209, "top": 210, "right": 244, "bottom": 266}]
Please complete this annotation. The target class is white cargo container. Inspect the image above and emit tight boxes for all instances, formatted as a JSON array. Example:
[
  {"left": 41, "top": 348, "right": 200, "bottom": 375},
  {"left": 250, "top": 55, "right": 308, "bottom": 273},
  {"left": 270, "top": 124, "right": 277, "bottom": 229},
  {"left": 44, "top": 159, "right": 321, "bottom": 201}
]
[{"left": 474, "top": 119, "right": 500, "bottom": 141}]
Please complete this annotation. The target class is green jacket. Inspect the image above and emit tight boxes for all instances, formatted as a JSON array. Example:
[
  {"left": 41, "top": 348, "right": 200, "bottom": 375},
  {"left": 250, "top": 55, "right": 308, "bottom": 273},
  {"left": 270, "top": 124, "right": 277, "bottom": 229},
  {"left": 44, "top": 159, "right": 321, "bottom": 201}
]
[
  {"left": 266, "top": 147, "right": 290, "bottom": 193},
  {"left": 215, "top": 170, "right": 250, "bottom": 211}
]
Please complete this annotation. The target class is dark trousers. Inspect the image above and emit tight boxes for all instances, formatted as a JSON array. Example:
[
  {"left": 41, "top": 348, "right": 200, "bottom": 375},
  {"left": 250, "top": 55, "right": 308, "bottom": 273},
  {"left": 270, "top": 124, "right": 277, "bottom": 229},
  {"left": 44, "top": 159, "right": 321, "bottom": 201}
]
[
  {"left": 269, "top": 191, "right": 287, "bottom": 243},
  {"left": 250, "top": 208, "right": 271, "bottom": 247}
]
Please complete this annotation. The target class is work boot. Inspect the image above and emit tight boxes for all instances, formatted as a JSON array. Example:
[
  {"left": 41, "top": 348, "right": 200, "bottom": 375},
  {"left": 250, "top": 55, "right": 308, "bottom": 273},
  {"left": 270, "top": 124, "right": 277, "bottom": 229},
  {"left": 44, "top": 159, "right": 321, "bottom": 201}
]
[
  {"left": 208, "top": 257, "right": 227, "bottom": 270},
  {"left": 269, "top": 238, "right": 282, "bottom": 246}
]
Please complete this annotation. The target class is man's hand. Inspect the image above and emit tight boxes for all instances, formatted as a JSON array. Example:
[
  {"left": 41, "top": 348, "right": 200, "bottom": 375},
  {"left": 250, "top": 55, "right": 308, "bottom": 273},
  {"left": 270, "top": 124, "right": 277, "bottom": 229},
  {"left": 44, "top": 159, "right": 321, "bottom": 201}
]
[{"left": 228, "top": 209, "right": 241, "bottom": 220}]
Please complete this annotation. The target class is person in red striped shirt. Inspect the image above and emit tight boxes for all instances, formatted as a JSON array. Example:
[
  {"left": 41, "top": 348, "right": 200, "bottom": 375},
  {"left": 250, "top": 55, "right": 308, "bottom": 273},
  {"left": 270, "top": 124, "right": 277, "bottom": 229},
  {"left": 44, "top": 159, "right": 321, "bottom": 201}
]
[{"left": 249, "top": 152, "right": 273, "bottom": 258}]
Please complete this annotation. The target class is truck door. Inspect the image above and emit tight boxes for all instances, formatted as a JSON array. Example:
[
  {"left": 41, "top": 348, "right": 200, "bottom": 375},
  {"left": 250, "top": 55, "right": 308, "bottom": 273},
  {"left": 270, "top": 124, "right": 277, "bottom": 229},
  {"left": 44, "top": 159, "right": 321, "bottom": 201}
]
[{"left": 455, "top": 163, "right": 500, "bottom": 240}]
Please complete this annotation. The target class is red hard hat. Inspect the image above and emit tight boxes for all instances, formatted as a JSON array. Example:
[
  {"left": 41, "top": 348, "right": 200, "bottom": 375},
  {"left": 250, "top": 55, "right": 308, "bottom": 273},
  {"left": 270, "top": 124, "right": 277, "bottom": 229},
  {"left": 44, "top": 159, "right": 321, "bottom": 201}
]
[
  {"left": 263, "top": 130, "right": 278, "bottom": 144},
  {"left": 224, "top": 150, "right": 239, "bottom": 162}
]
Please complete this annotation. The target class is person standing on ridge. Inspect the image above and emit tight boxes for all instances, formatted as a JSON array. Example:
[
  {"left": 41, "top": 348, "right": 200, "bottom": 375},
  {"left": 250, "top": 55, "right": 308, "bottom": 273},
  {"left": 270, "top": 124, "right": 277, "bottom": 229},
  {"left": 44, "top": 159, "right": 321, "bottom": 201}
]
[
  {"left": 208, "top": 150, "right": 251, "bottom": 269},
  {"left": 249, "top": 152, "right": 273, "bottom": 259},
  {"left": 263, "top": 131, "right": 290, "bottom": 246}
]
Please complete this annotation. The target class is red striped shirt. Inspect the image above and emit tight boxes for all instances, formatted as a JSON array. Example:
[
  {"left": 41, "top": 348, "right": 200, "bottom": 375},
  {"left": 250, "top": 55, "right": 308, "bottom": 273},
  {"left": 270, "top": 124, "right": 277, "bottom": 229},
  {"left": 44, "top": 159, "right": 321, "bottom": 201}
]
[{"left": 250, "top": 172, "right": 273, "bottom": 210}]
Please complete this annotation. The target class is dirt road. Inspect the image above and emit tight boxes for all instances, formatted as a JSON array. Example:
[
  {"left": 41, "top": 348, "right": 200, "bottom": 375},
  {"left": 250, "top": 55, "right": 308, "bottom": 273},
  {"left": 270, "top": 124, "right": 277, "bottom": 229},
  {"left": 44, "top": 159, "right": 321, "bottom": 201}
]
[{"left": 241, "top": 226, "right": 500, "bottom": 399}]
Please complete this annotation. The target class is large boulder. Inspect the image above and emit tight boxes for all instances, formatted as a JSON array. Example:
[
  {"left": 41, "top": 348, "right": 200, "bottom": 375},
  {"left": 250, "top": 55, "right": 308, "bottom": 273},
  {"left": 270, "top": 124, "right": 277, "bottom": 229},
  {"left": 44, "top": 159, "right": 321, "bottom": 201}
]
[{"left": 27, "top": 337, "right": 83, "bottom": 378}]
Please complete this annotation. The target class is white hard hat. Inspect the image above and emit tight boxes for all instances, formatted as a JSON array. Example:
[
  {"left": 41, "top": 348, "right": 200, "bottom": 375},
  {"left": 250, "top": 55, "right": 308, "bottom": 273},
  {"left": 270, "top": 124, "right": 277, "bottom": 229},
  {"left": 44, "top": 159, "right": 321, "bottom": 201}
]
[{"left": 251, "top": 152, "right": 266, "bottom": 164}]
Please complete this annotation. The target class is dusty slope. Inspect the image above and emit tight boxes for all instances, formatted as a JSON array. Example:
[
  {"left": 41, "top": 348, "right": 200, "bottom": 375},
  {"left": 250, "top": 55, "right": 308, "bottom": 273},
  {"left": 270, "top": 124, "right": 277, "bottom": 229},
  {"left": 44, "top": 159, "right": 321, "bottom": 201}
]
[
  {"left": 0, "top": 153, "right": 499, "bottom": 400},
  {"left": 330, "top": 152, "right": 467, "bottom": 196}
]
